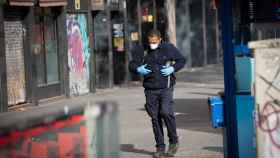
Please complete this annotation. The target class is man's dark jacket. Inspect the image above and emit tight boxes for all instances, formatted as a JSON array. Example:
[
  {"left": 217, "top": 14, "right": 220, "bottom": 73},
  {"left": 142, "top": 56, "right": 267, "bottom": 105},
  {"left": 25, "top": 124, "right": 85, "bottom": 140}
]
[{"left": 129, "top": 42, "right": 186, "bottom": 89}]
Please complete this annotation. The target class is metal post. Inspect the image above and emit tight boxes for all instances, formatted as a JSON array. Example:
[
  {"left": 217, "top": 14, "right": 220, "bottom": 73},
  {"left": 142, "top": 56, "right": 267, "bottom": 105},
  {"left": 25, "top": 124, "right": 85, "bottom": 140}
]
[
  {"left": 220, "top": 0, "right": 238, "bottom": 157},
  {"left": 106, "top": 1, "right": 114, "bottom": 88},
  {"left": 85, "top": 102, "right": 120, "bottom": 158},
  {"left": 152, "top": 0, "right": 156, "bottom": 30},
  {"left": 202, "top": 0, "right": 207, "bottom": 66},
  {"left": 0, "top": 6, "right": 7, "bottom": 112},
  {"left": 165, "top": 0, "right": 177, "bottom": 45},
  {"left": 215, "top": 9, "right": 220, "bottom": 63},
  {"left": 186, "top": 0, "right": 192, "bottom": 67},
  {"left": 24, "top": 7, "right": 36, "bottom": 103},
  {"left": 122, "top": 0, "right": 130, "bottom": 83},
  {"left": 30, "top": 7, "right": 39, "bottom": 106},
  {"left": 137, "top": 0, "right": 142, "bottom": 44},
  {"left": 57, "top": 7, "right": 70, "bottom": 96},
  {"left": 87, "top": 7, "right": 96, "bottom": 93}
]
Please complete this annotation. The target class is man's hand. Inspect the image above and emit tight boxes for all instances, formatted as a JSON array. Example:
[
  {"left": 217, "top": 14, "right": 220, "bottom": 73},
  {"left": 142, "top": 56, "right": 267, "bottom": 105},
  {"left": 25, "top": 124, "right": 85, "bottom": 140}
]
[
  {"left": 160, "top": 66, "right": 174, "bottom": 76},
  {"left": 137, "top": 64, "right": 152, "bottom": 76}
]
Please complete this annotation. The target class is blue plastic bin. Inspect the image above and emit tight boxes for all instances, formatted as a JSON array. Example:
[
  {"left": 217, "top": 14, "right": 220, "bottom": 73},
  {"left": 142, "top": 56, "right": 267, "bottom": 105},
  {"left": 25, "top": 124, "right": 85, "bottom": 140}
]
[
  {"left": 208, "top": 96, "right": 224, "bottom": 128},
  {"left": 235, "top": 57, "right": 255, "bottom": 92},
  {"left": 236, "top": 95, "right": 256, "bottom": 158},
  {"left": 234, "top": 43, "right": 251, "bottom": 56}
]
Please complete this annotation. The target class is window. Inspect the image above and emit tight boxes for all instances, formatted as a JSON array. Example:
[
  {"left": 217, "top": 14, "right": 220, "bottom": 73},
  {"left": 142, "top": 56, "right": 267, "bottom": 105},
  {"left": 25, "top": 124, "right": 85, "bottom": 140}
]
[{"left": 33, "top": 8, "right": 59, "bottom": 86}]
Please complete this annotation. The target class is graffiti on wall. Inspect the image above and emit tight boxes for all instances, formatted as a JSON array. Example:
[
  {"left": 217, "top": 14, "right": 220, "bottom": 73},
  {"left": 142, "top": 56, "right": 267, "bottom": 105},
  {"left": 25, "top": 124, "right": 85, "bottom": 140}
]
[
  {"left": 67, "top": 14, "right": 90, "bottom": 96},
  {"left": 255, "top": 49, "right": 280, "bottom": 158},
  {"left": 4, "top": 21, "right": 26, "bottom": 105}
]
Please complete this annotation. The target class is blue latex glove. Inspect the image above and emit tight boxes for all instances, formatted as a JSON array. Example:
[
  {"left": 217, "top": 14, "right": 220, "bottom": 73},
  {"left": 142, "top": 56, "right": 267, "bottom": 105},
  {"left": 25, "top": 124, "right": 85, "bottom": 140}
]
[
  {"left": 137, "top": 64, "right": 152, "bottom": 76},
  {"left": 161, "top": 66, "right": 174, "bottom": 76}
]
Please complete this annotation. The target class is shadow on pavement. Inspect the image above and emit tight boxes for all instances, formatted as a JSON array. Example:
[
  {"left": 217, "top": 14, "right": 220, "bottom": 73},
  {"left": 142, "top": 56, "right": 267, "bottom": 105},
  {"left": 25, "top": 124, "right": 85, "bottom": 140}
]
[
  {"left": 189, "top": 92, "right": 220, "bottom": 96},
  {"left": 174, "top": 98, "right": 221, "bottom": 134},
  {"left": 203, "top": 146, "right": 224, "bottom": 153},
  {"left": 120, "top": 144, "right": 154, "bottom": 156},
  {"left": 139, "top": 98, "right": 222, "bottom": 134}
]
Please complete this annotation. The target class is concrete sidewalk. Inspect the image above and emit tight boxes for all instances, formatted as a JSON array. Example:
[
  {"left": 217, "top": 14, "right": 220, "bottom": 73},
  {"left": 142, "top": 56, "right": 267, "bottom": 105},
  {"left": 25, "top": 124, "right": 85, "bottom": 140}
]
[
  {"left": 5, "top": 64, "right": 225, "bottom": 158},
  {"left": 115, "top": 64, "right": 224, "bottom": 158},
  {"left": 117, "top": 82, "right": 224, "bottom": 158},
  {"left": 90, "top": 64, "right": 224, "bottom": 158}
]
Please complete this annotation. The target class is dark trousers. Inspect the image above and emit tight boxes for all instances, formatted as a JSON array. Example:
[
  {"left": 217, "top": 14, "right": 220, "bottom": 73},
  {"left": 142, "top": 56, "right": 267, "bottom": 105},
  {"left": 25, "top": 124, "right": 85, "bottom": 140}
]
[{"left": 144, "top": 88, "right": 178, "bottom": 151}]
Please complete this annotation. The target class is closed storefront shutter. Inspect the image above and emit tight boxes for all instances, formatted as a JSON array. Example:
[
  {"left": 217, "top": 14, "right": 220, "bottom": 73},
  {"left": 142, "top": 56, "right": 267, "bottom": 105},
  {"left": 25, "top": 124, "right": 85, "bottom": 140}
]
[
  {"left": 91, "top": 0, "right": 105, "bottom": 10},
  {"left": 39, "top": 0, "right": 67, "bottom": 7},
  {"left": 4, "top": 20, "right": 26, "bottom": 106},
  {"left": 8, "top": 0, "right": 34, "bottom": 6}
]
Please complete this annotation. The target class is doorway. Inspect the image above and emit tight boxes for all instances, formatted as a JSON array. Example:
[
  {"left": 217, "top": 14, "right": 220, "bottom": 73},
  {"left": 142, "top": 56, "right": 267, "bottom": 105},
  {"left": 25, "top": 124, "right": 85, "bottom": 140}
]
[
  {"left": 33, "top": 8, "right": 62, "bottom": 100},
  {"left": 93, "top": 11, "right": 111, "bottom": 88},
  {"left": 112, "top": 11, "right": 126, "bottom": 85}
]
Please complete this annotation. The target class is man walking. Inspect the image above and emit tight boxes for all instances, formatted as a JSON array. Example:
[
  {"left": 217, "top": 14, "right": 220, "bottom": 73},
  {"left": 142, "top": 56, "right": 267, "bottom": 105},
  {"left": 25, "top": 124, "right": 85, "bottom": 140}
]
[{"left": 129, "top": 30, "right": 186, "bottom": 158}]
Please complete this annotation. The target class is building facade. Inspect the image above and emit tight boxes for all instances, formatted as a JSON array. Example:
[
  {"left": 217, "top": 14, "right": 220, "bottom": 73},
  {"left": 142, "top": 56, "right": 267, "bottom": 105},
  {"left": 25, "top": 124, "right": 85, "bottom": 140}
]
[
  {"left": 0, "top": 0, "right": 92, "bottom": 111},
  {"left": 0, "top": 0, "right": 69, "bottom": 111},
  {"left": 0, "top": 0, "right": 217, "bottom": 112},
  {"left": 0, "top": 0, "right": 135, "bottom": 111}
]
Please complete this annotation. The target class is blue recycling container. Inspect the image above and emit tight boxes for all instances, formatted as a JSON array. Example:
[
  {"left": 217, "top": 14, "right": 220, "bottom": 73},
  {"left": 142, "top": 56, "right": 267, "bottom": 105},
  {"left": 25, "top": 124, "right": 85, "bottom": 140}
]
[
  {"left": 208, "top": 96, "right": 224, "bottom": 128},
  {"left": 236, "top": 95, "right": 256, "bottom": 158},
  {"left": 235, "top": 57, "right": 255, "bottom": 93},
  {"left": 234, "top": 43, "right": 251, "bottom": 56}
]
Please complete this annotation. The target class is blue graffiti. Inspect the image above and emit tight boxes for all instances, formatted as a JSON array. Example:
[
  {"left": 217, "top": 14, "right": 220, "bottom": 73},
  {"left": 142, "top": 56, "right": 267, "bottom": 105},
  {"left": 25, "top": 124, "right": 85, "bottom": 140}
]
[{"left": 77, "top": 14, "right": 91, "bottom": 77}]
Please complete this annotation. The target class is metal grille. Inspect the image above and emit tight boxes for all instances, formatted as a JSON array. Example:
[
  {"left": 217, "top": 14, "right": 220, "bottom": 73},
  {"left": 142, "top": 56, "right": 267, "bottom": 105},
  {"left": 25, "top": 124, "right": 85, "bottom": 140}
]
[
  {"left": 248, "top": 0, "right": 256, "bottom": 21},
  {"left": 251, "top": 23, "right": 280, "bottom": 40},
  {"left": 8, "top": 0, "right": 34, "bottom": 6},
  {"left": 39, "top": 0, "right": 67, "bottom": 7},
  {"left": 247, "top": 0, "right": 280, "bottom": 22}
]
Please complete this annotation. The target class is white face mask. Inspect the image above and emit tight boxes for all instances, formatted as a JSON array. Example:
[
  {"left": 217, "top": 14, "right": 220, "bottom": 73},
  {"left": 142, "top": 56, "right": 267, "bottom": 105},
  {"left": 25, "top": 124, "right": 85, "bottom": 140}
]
[{"left": 150, "top": 43, "right": 159, "bottom": 50}]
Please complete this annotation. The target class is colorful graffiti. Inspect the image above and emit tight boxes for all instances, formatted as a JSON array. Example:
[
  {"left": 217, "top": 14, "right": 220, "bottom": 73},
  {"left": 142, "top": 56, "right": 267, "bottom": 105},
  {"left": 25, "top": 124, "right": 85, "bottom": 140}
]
[{"left": 67, "top": 14, "right": 90, "bottom": 96}]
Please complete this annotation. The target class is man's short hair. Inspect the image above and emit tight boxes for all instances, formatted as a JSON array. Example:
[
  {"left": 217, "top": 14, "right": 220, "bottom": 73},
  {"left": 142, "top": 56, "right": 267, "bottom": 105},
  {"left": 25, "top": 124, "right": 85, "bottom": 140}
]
[{"left": 148, "top": 29, "right": 161, "bottom": 38}]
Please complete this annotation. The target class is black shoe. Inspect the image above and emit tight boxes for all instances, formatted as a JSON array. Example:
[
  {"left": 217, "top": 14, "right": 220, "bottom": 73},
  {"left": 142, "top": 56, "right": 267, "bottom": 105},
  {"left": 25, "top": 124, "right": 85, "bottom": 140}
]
[
  {"left": 153, "top": 149, "right": 165, "bottom": 158},
  {"left": 166, "top": 143, "right": 179, "bottom": 157}
]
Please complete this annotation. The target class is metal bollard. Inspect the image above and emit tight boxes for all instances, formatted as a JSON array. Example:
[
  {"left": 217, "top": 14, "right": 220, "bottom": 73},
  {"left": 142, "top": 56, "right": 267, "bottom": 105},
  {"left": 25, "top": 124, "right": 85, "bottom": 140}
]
[{"left": 84, "top": 101, "right": 120, "bottom": 158}]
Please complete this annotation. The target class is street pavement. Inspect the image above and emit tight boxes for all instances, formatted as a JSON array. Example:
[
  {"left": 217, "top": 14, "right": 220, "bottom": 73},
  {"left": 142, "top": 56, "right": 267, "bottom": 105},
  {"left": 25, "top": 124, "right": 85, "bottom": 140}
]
[
  {"left": 86, "top": 64, "right": 225, "bottom": 158},
  {"left": 12, "top": 64, "right": 225, "bottom": 158},
  {"left": 117, "top": 64, "right": 224, "bottom": 158}
]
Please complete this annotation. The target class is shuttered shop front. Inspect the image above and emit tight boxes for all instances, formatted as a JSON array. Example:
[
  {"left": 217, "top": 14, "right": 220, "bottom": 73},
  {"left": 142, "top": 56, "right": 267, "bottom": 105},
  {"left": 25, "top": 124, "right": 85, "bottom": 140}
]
[{"left": 39, "top": 0, "right": 67, "bottom": 7}]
